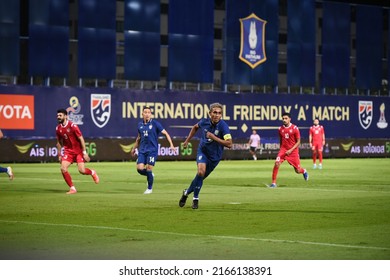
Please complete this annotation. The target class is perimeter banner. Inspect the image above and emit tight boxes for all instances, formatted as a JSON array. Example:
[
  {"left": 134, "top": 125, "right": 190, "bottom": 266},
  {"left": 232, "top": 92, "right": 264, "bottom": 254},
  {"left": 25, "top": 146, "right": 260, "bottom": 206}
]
[
  {"left": 0, "top": 85, "right": 389, "bottom": 140},
  {"left": 1, "top": 138, "right": 389, "bottom": 162}
]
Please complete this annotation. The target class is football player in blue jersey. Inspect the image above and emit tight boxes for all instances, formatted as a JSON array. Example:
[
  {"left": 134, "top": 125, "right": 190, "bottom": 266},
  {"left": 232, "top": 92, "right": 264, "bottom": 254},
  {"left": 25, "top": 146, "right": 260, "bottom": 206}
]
[
  {"left": 0, "top": 129, "right": 14, "bottom": 180},
  {"left": 131, "top": 106, "right": 175, "bottom": 194},
  {"left": 179, "top": 103, "right": 232, "bottom": 209}
]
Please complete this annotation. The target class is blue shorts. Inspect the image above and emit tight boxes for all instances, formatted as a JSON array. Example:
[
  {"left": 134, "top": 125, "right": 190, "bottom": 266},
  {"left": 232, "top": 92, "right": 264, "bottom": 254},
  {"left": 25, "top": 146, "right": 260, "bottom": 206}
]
[
  {"left": 196, "top": 150, "right": 220, "bottom": 177},
  {"left": 137, "top": 151, "right": 158, "bottom": 166}
]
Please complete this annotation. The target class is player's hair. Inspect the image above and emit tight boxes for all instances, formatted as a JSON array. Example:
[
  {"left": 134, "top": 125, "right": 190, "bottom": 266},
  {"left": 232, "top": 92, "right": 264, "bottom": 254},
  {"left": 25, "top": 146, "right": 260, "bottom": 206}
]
[
  {"left": 57, "top": 108, "right": 67, "bottom": 115},
  {"left": 143, "top": 106, "right": 152, "bottom": 111},
  {"left": 209, "top": 102, "right": 223, "bottom": 112},
  {"left": 282, "top": 112, "right": 291, "bottom": 118}
]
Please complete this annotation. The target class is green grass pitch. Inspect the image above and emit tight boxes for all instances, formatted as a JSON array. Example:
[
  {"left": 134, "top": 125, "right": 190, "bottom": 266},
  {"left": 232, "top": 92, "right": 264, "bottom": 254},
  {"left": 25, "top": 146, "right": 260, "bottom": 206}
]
[{"left": 0, "top": 158, "right": 389, "bottom": 260}]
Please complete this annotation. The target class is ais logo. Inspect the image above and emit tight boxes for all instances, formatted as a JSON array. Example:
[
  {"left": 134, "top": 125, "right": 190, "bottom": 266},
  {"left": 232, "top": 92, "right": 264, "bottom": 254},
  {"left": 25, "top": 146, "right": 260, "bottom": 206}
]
[{"left": 15, "top": 143, "right": 58, "bottom": 157}]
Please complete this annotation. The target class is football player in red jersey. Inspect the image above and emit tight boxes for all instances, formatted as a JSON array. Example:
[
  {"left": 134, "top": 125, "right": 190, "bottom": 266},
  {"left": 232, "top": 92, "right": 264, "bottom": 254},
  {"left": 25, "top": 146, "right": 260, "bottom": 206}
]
[
  {"left": 269, "top": 112, "right": 308, "bottom": 188},
  {"left": 56, "top": 109, "right": 99, "bottom": 194},
  {"left": 309, "top": 118, "right": 325, "bottom": 169}
]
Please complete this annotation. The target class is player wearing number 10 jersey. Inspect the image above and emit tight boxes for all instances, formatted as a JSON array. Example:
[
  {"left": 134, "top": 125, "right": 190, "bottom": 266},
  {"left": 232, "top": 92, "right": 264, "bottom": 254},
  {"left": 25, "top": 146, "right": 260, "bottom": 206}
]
[{"left": 268, "top": 112, "right": 308, "bottom": 188}]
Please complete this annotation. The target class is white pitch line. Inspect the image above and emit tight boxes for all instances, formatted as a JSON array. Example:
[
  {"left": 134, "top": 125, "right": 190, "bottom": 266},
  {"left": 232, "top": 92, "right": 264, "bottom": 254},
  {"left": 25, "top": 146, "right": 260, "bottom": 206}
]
[
  {"left": 6, "top": 178, "right": 390, "bottom": 194},
  {"left": 266, "top": 187, "right": 390, "bottom": 194},
  {"left": 1, "top": 219, "right": 389, "bottom": 252}
]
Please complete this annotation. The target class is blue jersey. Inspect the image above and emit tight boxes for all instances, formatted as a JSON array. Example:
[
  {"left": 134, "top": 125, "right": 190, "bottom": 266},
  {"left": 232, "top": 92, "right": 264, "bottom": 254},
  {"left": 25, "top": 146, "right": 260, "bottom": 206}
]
[
  {"left": 197, "top": 118, "right": 231, "bottom": 162},
  {"left": 137, "top": 119, "right": 165, "bottom": 154}
]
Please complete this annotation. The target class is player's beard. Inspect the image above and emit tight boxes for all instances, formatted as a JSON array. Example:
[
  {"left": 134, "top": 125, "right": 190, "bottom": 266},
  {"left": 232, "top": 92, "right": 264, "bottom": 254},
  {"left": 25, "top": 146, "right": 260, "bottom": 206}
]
[{"left": 57, "top": 118, "right": 64, "bottom": 124}]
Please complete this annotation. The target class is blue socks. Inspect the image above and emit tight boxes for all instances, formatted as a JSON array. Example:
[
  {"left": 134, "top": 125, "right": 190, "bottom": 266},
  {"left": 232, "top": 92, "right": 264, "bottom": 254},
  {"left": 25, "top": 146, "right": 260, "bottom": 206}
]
[
  {"left": 137, "top": 168, "right": 147, "bottom": 176},
  {"left": 186, "top": 174, "right": 204, "bottom": 199},
  {"left": 146, "top": 170, "right": 154, "bottom": 189},
  {"left": 137, "top": 169, "right": 154, "bottom": 189}
]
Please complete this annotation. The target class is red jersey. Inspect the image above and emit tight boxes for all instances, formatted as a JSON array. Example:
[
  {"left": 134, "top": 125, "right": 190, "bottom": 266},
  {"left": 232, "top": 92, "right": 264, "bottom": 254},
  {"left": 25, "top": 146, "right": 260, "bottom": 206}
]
[
  {"left": 309, "top": 125, "right": 325, "bottom": 144},
  {"left": 56, "top": 120, "right": 83, "bottom": 154},
  {"left": 278, "top": 123, "right": 301, "bottom": 152}
]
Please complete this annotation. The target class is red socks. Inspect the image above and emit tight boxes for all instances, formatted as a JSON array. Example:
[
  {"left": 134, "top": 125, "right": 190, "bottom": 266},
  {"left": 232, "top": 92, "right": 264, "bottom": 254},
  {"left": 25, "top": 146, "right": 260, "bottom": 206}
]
[
  {"left": 62, "top": 171, "right": 74, "bottom": 187},
  {"left": 318, "top": 151, "right": 323, "bottom": 164},
  {"left": 83, "top": 168, "right": 92, "bottom": 175},
  {"left": 272, "top": 165, "right": 279, "bottom": 183}
]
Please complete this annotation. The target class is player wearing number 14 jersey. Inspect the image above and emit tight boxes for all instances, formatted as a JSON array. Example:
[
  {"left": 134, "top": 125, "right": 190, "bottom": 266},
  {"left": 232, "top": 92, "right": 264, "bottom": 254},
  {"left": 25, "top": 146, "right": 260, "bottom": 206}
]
[
  {"left": 56, "top": 108, "right": 99, "bottom": 194},
  {"left": 268, "top": 112, "right": 308, "bottom": 188},
  {"left": 131, "top": 106, "right": 175, "bottom": 194}
]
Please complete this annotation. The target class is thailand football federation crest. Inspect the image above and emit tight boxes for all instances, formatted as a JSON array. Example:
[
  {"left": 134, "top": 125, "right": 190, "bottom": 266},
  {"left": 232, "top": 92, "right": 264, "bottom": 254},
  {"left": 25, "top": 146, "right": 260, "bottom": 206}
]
[
  {"left": 91, "top": 94, "right": 111, "bottom": 128},
  {"left": 239, "top": 13, "right": 267, "bottom": 69},
  {"left": 358, "top": 101, "right": 373, "bottom": 130}
]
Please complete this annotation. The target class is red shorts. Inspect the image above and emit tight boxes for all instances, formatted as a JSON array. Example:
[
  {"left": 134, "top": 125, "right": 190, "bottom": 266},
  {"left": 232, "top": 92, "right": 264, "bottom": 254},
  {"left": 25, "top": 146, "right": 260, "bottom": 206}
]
[
  {"left": 311, "top": 142, "right": 323, "bottom": 151},
  {"left": 275, "top": 150, "right": 302, "bottom": 170},
  {"left": 62, "top": 151, "right": 85, "bottom": 164}
]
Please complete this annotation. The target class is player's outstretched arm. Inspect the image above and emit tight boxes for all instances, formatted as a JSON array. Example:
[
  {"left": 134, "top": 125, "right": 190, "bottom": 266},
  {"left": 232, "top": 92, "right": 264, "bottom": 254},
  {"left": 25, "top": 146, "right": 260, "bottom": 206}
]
[{"left": 183, "top": 124, "right": 199, "bottom": 148}]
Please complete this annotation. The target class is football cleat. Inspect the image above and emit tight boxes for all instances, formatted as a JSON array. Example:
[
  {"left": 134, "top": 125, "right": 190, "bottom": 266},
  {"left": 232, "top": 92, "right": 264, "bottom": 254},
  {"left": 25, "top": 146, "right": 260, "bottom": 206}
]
[
  {"left": 179, "top": 189, "right": 188, "bottom": 207},
  {"left": 303, "top": 170, "right": 309, "bottom": 181},
  {"left": 268, "top": 183, "right": 277, "bottom": 188},
  {"left": 66, "top": 188, "right": 77, "bottom": 195},
  {"left": 6, "top": 167, "right": 14, "bottom": 180},
  {"left": 143, "top": 188, "right": 153, "bottom": 194},
  {"left": 91, "top": 170, "right": 99, "bottom": 184},
  {"left": 192, "top": 199, "right": 199, "bottom": 209}
]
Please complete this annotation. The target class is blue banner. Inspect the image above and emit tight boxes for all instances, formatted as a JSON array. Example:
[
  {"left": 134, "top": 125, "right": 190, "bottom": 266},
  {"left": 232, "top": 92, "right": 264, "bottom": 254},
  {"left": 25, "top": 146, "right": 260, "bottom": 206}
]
[
  {"left": 321, "top": 2, "right": 350, "bottom": 88},
  {"left": 124, "top": 0, "right": 160, "bottom": 81},
  {"left": 28, "top": 0, "right": 69, "bottom": 77},
  {"left": 78, "top": 0, "right": 116, "bottom": 79},
  {"left": 287, "top": 0, "right": 316, "bottom": 87},
  {"left": 1, "top": 86, "right": 389, "bottom": 140},
  {"left": 168, "top": 0, "right": 214, "bottom": 83},
  {"left": 356, "top": 5, "right": 383, "bottom": 90},
  {"left": 225, "top": 0, "right": 278, "bottom": 86},
  {"left": 0, "top": 0, "right": 20, "bottom": 76}
]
